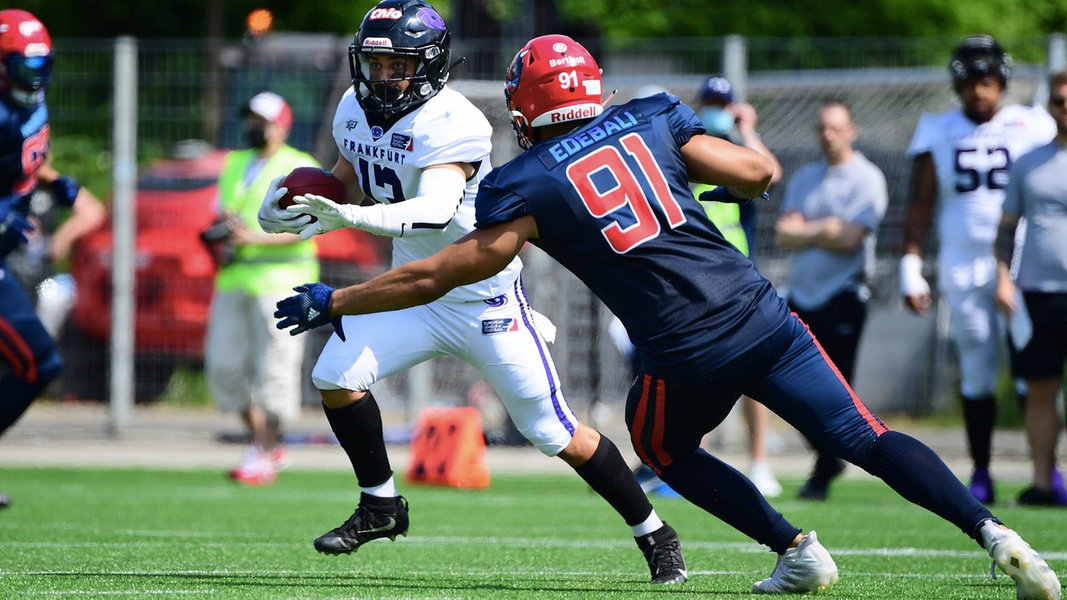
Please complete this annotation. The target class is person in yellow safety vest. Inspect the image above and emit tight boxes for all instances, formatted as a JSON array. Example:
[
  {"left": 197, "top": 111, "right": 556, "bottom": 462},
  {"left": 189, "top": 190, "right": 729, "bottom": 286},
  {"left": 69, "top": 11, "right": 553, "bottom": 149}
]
[
  {"left": 697, "top": 191, "right": 749, "bottom": 254},
  {"left": 694, "top": 75, "right": 784, "bottom": 498},
  {"left": 204, "top": 91, "right": 320, "bottom": 486}
]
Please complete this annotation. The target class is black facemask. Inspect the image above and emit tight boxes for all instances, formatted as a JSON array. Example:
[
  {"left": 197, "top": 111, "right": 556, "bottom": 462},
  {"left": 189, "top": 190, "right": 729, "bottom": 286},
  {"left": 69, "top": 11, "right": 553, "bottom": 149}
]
[{"left": 245, "top": 127, "right": 267, "bottom": 149}]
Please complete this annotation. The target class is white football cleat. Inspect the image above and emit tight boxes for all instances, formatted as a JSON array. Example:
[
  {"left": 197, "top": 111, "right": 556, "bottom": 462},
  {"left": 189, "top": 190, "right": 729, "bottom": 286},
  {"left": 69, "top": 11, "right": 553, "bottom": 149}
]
[
  {"left": 981, "top": 520, "right": 1061, "bottom": 600},
  {"left": 752, "top": 530, "right": 839, "bottom": 594}
]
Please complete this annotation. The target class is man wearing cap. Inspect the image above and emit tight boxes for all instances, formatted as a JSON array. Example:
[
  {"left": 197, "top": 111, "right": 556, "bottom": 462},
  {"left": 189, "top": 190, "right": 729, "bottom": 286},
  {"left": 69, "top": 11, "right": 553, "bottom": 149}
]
[
  {"left": 204, "top": 91, "right": 320, "bottom": 485},
  {"left": 693, "top": 75, "right": 784, "bottom": 499}
]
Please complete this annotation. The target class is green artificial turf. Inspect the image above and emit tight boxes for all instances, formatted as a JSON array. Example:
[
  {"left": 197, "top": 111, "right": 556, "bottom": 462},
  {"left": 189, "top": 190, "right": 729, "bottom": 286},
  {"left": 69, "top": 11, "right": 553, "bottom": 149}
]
[{"left": 0, "top": 468, "right": 1063, "bottom": 598}]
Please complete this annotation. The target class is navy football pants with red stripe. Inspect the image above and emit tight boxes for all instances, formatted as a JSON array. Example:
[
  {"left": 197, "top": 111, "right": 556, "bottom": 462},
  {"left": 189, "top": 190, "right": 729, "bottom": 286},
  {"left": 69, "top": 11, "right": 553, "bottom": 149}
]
[
  {"left": 0, "top": 263, "right": 62, "bottom": 435},
  {"left": 626, "top": 313, "right": 995, "bottom": 553}
]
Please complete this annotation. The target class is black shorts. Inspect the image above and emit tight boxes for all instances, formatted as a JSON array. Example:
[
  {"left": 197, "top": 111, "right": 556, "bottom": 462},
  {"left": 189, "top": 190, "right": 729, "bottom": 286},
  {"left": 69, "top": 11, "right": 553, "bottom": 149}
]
[
  {"left": 1009, "top": 291, "right": 1067, "bottom": 380},
  {"left": 788, "top": 289, "right": 868, "bottom": 383}
]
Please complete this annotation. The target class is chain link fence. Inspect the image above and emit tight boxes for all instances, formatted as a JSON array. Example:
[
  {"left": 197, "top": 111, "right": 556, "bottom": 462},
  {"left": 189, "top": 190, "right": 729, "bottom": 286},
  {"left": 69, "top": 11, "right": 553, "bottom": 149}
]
[{"left": 32, "top": 33, "right": 1066, "bottom": 434}]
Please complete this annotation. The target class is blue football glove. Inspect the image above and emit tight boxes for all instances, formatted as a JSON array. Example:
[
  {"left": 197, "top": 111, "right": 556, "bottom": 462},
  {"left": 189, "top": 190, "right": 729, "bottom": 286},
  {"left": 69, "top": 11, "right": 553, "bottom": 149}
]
[
  {"left": 51, "top": 175, "right": 81, "bottom": 207},
  {"left": 0, "top": 211, "right": 33, "bottom": 258},
  {"left": 698, "top": 186, "right": 769, "bottom": 205},
  {"left": 274, "top": 282, "right": 346, "bottom": 340}
]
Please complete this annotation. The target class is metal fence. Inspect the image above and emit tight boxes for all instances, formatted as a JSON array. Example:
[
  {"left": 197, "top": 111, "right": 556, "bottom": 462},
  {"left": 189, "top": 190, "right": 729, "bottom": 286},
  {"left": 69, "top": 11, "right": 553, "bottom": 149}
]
[{"left": 34, "top": 33, "right": 1067, "bottom": 434}]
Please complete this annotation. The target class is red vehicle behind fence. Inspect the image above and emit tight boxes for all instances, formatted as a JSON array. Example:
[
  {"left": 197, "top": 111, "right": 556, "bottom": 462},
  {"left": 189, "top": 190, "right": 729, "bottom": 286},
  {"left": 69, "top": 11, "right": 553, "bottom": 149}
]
[{"left": 65, "top": 144, "right": 385, "bottom": 402}]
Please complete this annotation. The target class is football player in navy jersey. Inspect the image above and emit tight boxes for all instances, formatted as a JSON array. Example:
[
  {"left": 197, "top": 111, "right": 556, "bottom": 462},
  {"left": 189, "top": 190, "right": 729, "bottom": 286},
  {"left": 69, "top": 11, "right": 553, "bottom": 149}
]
[
  {"left": 276, "top": 34, "right": 1060, "bottom": 598},
  {"left": 0, "top": 9, "right": 99, "bottom": 509}
]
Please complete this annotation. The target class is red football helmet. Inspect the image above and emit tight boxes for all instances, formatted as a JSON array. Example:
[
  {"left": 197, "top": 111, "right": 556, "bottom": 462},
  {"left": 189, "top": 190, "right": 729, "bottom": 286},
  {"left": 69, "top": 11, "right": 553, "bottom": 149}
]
[
  {"left": 505, "top": 34, "right": 604, "bottom": 150},
  {"left": 0, "top": 9, "right": 54, "bottom": 107}
]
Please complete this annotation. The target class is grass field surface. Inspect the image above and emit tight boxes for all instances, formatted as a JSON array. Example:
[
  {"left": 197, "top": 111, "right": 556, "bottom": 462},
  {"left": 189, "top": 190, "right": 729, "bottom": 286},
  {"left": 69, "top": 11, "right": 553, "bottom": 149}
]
[{"left": 0, "top": 467, "right": 1064, "bottom": 598}]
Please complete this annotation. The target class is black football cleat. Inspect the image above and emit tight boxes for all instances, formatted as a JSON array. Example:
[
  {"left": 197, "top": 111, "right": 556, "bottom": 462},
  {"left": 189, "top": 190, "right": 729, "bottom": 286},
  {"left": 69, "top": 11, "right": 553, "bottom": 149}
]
[
  {"left": 314, "top": 493, "right": 409, "bottom": 554},
  {"left": 797, "top": 456, "right": 846, "bottom": 501},
  {"left": 636, "top": 522, "right": 688, "bottom": 584}
]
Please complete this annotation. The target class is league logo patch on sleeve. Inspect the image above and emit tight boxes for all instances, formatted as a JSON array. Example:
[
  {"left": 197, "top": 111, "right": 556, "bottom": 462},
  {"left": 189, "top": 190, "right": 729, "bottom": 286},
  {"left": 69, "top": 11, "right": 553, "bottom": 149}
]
[
  {"left": 482, "top": 318, "right": 519, "bottom": 335},
  {"left": 390, "top": 133, "right": 413, "bottom": 151}
]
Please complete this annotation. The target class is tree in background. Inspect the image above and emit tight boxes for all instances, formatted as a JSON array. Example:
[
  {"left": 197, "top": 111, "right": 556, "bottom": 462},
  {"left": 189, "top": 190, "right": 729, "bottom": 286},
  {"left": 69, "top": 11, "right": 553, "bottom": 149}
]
[{"left": 14, "top": 0, "right": 1067, "bottom": 43}]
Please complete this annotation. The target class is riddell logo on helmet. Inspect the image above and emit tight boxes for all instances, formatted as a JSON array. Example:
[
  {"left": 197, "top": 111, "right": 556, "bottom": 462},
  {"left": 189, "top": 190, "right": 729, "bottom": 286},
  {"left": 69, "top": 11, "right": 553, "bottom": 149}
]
[
  {"left": 363, "top": 37, "right": 393, "bottom": 48},
  {"left": 550, "top": 105, "right": 598, "bottom": 123},
  {"left": 369, "top": 7, "right": 403, "bottom": 20}
]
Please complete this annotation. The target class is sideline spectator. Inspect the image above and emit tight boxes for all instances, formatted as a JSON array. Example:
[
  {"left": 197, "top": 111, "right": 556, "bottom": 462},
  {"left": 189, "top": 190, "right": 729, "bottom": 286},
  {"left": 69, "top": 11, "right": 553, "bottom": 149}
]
[
  {"left": 993, "top": 68, "right": 1067, "bottom": 506},
  {"left": 694, "top": 75, "right": 784, "bottom": 498},
  {"left": 776, "top": 101, "right": 888, "bottom": 500},
  {"left": 204, "top": 91, "right": 319, "bottom": 486}
]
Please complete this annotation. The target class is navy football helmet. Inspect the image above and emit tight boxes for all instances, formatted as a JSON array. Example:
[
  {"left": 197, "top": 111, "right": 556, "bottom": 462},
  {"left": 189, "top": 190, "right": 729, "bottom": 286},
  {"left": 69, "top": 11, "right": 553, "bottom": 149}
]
[
  {"left": 349, "top": 0, "right": 451, "bottom": 114},
  {"left": 949, "top": 34, "right": 1012, "bottom": 87}
]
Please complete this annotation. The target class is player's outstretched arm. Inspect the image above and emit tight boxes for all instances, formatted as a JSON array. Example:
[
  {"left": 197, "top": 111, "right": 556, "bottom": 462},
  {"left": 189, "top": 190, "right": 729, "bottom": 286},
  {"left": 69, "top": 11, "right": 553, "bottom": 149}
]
[
  {"left": 292, "top": 163, "right": 469, "bottom": 240},
  {"left": 275, "top": 215, "right": 537, "bottom": 337},
  {"left": 681, "top": 134, "right": 774, "bottom": 200},
  {"left": 49, "top": 184, "right": 106, "bottom": 261},
  {"left": 332, "top": 216, "right": 534, "bottom": 314}
]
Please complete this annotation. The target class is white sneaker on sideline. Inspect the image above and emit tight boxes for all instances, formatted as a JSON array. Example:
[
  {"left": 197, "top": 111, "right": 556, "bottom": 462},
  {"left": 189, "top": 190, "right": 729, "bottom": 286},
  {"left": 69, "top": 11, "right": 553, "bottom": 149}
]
[
  {"left": 749, "top": 460, "right": 783, "bottom": 498},
  {"left": 752, "top": 530, "right": 839, "bottom": 594},
  {"left": 228, "top": 447, "right": 277, "bottom": 486},
  {"left": 981, "top": 520, "right": 1061, "bottom": 600}
]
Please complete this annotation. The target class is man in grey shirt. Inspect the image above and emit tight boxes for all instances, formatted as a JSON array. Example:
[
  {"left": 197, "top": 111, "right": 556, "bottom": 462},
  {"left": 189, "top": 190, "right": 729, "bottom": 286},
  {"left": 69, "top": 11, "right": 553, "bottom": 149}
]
[
  {"left": 994, "top": 68, "right": 1067, "bottom": 506},
  {"left": 776, "top": 101, "right": 888, "bottom": 500}
]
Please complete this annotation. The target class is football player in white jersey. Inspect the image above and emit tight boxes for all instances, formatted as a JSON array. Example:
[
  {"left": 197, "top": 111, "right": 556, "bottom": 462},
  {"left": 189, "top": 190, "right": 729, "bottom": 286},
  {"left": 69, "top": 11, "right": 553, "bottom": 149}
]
[
  {"left": 900, "top": 34, "right": 1056, "bottom": 505},
  {"left": 256, "top": 0, "right": 686, "bottom": 584}
]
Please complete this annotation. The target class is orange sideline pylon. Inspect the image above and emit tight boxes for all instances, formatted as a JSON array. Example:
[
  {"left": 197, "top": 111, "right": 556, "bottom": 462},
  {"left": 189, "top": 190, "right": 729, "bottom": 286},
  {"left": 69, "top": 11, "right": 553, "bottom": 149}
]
[{"left": 405, "top": 406, "right": 490, "bottom": 489}]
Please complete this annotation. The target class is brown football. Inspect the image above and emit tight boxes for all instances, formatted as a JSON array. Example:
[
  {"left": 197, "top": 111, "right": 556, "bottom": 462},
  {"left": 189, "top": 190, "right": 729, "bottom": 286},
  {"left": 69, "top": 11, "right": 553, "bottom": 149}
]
[{"left": 278, "top": 167, "right": 347, "bottom": 218}]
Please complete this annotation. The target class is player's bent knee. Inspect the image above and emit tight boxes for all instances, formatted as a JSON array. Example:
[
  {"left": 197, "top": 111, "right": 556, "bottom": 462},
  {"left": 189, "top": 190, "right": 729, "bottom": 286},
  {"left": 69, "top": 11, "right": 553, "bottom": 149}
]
[
  {"left": 830, "top": 427, "right": 883, "bottom": 469},
  {"left": 519, "top": 425, "right": 571, "bottom": 457},
  {"left": 556, "top": 424, "right": 601, "bottom": 465},
  {"left": 319, "top": 387, "right": 365, "bottom": 409}
]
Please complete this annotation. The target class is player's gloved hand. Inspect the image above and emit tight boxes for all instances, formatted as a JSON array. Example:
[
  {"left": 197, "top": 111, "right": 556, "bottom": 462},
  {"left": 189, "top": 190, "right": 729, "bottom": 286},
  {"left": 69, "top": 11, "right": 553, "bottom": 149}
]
[
  {"left": 51, "top": 175, "right": 81, "bottom": 207},
  {"left": 257, "top": 175, "right": 311, "bottom": 234},
  {"left": 698, "top": 186, "right": 769, "bottom": 205},
  {"left": 899, "top": 253, "right": 930, "bottom": 297},
  {"left": 274, "top": 282, "right": 346, "bottom": 341},
  {"left": 288, "top": 194, "right": 377, "bottom": 240},
  {"left": 0, "top": 211, "right": 33, "bottom": 258}
]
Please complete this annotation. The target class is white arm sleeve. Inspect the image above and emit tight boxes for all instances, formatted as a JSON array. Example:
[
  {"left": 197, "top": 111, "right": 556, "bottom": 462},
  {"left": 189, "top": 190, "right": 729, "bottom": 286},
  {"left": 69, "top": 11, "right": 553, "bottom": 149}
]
[{"left": 353, "top": 167, "right": 467, "bottom": 238}]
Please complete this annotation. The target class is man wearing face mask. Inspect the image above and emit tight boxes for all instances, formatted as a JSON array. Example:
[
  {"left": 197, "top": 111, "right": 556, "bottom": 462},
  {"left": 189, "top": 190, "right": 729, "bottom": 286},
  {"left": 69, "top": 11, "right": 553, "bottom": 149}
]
[
  {"left": 693, "top": 75, "right": 784, "bottom": 499},
  {"left": 204, "top": 91, "right": 320, "bottom": 485}
]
